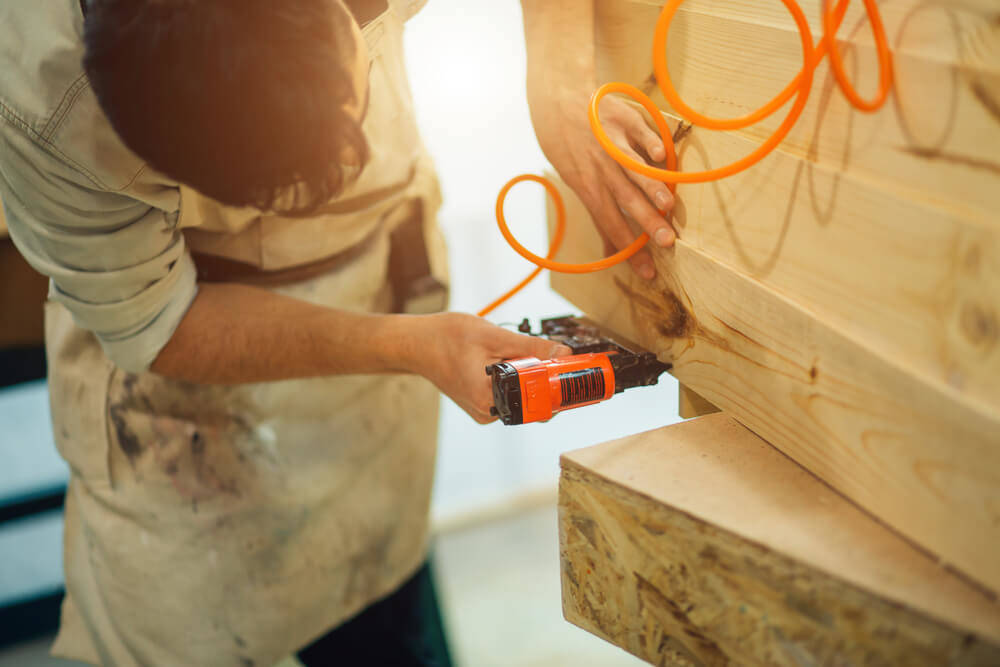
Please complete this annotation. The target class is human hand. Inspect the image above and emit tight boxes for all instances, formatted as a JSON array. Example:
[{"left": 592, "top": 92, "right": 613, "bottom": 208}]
[
  {"left": 413, "top": 313, "right": 572, "bottom": 424},
  {"left": 527, "top": 83, "right": 676, "bottom": 280}
]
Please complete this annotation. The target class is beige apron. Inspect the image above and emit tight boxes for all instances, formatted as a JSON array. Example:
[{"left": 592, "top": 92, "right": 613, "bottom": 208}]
[{"left": 48, "top": 2, "right": 449, "bottom": 665}]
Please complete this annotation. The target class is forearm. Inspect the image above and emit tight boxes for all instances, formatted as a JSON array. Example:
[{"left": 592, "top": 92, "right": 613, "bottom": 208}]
[
  {"left": 151, "top": 282, "right": 422, "bottom": 384},
  {"left": 521, "top": 0, "right": 596, "bottom": 92},
  {"left": 519, "top": 0, "right": 675, "bottom": 281}
]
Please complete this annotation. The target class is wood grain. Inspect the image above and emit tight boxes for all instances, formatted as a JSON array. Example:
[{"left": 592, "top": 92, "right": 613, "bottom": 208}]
[
  {"left": 560, "top": 414, "right": 1000, "bottom": 666},
  {"left": 589, "top": 0, "right": 1000, "bottom": 413},
  {"left": 658, "top": 119, "right": 1000, "bottom": 413},
  {"left": 595, "top": 0, "right": 1000, "bottom": 222},
  {"left": 546, "top": 174, "right": 1000, "bottom": 593}
]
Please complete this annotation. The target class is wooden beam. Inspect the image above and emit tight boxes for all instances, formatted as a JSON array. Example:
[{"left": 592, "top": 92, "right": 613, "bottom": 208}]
[
  {"left": 678, "top": 384, "right": 719, "bottom": 419},
  {"left": 560, "top": 414, "right": 1000, "bottom": 666},
  {"left": 590, "top": 2, "right": 1000, "bottom": 412},
  {"left": 546, "top": 174, "right": 1000, "bottom": 593},
  {"left": 595, "top": 0, "right": 1000, "bottom": 223}
]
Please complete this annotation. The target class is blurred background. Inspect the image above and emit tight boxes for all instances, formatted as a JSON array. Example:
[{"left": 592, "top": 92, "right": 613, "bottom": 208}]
[{"left": 0, "top": 2, "right": 678, "bottom": 664}]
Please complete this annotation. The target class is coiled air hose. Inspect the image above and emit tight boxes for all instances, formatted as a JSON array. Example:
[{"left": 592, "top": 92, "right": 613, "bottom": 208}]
[{"left": 479, "top": 0, "right": 893, "bottom": 317}]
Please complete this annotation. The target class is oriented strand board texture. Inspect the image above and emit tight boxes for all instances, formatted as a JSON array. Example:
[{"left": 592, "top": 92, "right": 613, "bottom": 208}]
[
  {"left": 548, "top": 0, "right": 1000, "bottom": 593},
  {"left": 559, "top": 415, "right": 1000, "bottom": 666}
]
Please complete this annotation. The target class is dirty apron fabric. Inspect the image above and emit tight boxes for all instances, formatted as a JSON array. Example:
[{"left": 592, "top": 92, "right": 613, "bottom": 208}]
[{"left": 47, "top": 2, "right": 449, "bottom": 665}]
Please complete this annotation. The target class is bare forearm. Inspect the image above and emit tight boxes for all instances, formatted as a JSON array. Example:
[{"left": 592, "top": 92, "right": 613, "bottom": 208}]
[
  {"left": 521, "top": 0, "right": 596, "bottom": 90},
  {"left": 151, "top": 282, "right": 421, "bottom": 384},
  {"left": 519, "top": 0, "right": 675, "bottom": 280}
]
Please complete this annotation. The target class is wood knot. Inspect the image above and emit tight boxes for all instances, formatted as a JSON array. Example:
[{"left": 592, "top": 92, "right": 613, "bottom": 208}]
[
  {"left": 960, "top": 302, "right": 998, "bottom": 348},
  {"left": 614, "top": 276, "right": 693, "bottom": 339},
  {"left": 963, "top": 243, "right": 982, "bottom": 275}
]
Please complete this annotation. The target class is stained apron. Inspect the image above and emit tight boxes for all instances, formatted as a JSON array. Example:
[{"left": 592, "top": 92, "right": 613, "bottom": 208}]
[{"left": 47, "top": 2, "right": 449, "bottom": 665}]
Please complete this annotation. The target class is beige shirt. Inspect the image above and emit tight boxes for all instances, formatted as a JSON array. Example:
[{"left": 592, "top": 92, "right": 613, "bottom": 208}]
[
  {"left": 0, "top": 0, "right": 445, "bottom": 373},
  {"left": 0, "top": 0, "right": 197, "bottom": 373},
  {"left": 1, "top": 1, "right": 448, "bottom": 665}
]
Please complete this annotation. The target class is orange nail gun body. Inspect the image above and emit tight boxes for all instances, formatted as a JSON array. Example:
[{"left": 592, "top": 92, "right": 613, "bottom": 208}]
[{"left": 487, "top": 316, "right": 671, "bottom": 425}]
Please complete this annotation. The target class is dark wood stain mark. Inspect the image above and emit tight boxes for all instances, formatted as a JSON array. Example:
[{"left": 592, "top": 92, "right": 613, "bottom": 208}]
[
  {"left": 964, "top": 244, "right": 982, "bottom": 275},
  {"left": 900, "top": 145, "right": 1000, "bottom": 177},
  {"left": 960, "top": 302, "right": 998, "bottom": 349},
  {"left": 614, "top": 276, "right": 693, "bottom": 339},
  {"left": 614, "top": 272, "right": 817, "bottom": 385},
  {"left": 809, "top": 364, "right": 818, "bottom": 383},
  {"left": 971, "top": 81, "right": 1000, "bottom": 125},
  {"left": 641, "top": 72, "right": 658, "bottom": 95}
]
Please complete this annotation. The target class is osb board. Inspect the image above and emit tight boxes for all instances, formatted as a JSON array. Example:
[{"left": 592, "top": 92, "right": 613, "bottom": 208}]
[
  {"left": 560, "top": 414, "right": 1000, "bottom": 666},
  {"left": 545, "top": 173, "right": 1000, "bottom": 594}
]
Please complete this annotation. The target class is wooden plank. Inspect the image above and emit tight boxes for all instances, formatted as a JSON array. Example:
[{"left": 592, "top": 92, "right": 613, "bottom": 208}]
[
  {"left": 545, "top": 174, "right": 1000, "bottom": 593},
  {"left": 560, "top": 414, "right": 1000, "bottom": 666},
  {"left": 678, "top": 384, "right": 719, "bottom": 419},
  {"left": 595, "top": 0, "right": 1000, "bottom": 223},
  {"left": 650, "top": 122, "right": 1000, "bottom": 413},
  {"left": 591, "top": 0, "right": 1000, "bottom": 411}
]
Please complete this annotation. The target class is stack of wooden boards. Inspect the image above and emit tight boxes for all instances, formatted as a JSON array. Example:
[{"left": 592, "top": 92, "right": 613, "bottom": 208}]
[{"left": 547, "top": 0, "right": 1000, "bottom": 663}]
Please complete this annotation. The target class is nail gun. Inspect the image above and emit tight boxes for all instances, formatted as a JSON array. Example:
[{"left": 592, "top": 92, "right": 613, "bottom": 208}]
[{"left": 486, "top": 316, "right": 671, "bottom": 425}]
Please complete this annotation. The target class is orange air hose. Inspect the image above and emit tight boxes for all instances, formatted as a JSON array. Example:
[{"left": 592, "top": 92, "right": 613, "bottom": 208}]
[{"left": 478, "top": 0, "right": 893, "bottom": 317}]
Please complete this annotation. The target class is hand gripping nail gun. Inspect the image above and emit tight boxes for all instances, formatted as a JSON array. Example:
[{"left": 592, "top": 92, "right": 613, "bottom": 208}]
[{"left": 486, "top": 316, "right": 671, "bottom": 425}]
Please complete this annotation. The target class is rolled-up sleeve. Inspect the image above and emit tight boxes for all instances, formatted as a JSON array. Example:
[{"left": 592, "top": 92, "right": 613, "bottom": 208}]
[{"left": 0, "top": 126, "right": 198, "bottom": 373}]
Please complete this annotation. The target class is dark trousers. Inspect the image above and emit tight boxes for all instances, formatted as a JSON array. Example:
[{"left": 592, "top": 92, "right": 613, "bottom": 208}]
[{"left": 297, "top": 561, "right": 453, "bottom": 667}]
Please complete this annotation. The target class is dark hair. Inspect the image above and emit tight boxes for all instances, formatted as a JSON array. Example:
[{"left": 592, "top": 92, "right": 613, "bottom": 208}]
[{"left": 83, "top": 0, "right": 369, "bottom": 214}]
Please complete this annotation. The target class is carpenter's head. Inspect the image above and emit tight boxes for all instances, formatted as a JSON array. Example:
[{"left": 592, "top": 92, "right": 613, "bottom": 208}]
[{"left": 83, "top": 0, "right": 370, "bottom": 214}]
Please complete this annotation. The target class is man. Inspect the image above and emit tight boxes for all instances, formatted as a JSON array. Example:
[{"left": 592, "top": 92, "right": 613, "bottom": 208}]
[{"left": 0, "top": 0, "right": 676, "bottom": 664}]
